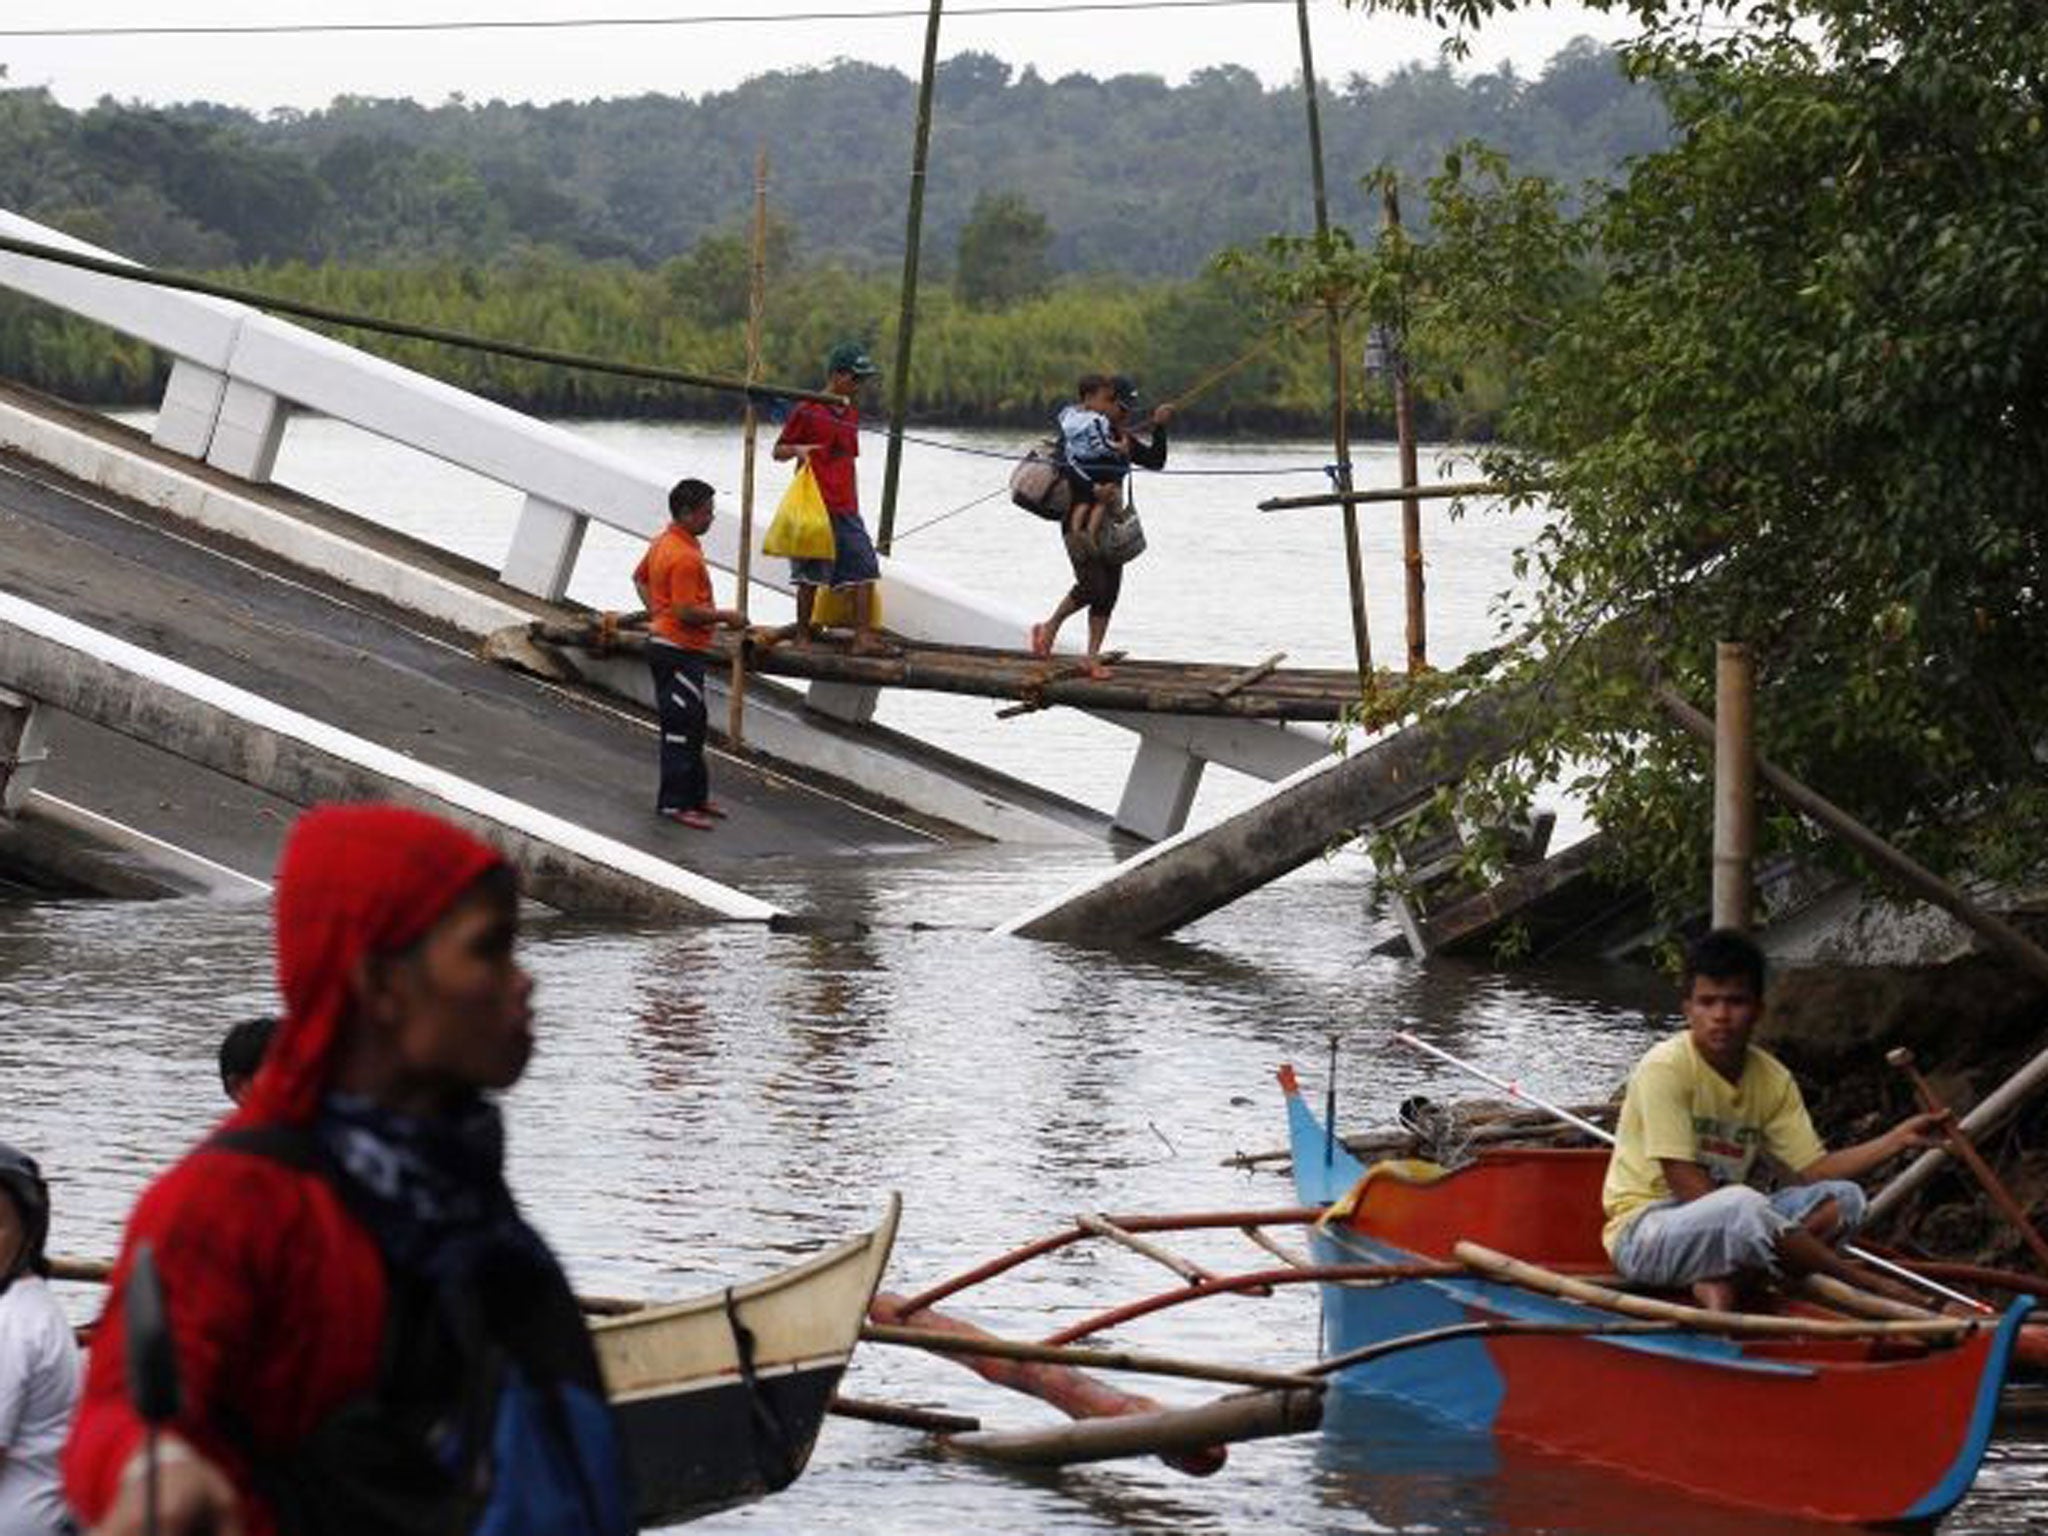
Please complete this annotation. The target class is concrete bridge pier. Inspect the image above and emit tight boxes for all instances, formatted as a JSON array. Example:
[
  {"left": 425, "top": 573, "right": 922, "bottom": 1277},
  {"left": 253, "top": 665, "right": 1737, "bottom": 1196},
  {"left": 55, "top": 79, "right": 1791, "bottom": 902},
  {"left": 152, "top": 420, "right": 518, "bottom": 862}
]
[
  {"left": 0, "top": 686, "right": 50, "bottom": 814},
  {"left": 1115, "top": 737, "right": 1206, "bottom": 842}
]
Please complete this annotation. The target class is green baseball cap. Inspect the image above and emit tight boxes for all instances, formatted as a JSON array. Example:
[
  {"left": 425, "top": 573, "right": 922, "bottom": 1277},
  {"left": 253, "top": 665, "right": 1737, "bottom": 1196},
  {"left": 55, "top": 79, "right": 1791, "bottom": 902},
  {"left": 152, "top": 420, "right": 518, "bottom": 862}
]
[{"left": 826, "top": 341, "right": 880, "bottom": 379}]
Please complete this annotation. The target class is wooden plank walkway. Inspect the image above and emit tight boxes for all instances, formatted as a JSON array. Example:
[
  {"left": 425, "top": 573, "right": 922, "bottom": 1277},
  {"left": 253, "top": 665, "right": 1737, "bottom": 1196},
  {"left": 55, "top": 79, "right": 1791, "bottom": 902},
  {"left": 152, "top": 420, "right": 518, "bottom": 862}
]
[{"left": 518, "top": 618, "right": 1374, "bottom": 723}]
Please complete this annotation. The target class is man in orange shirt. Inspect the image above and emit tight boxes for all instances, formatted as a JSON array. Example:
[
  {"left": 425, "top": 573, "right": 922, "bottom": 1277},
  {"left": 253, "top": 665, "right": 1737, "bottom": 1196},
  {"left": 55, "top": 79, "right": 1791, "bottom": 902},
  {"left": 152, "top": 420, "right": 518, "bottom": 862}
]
[{"left": 633, "top": 478, "right": 748, "bottom": 830}]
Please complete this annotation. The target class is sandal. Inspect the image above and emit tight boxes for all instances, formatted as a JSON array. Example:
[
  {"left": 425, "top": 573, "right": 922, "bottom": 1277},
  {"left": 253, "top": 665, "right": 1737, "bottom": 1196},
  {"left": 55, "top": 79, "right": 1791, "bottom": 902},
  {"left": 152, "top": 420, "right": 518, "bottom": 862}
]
[{"left": 659, "top": 808, "right": 716, "bottom": 831}]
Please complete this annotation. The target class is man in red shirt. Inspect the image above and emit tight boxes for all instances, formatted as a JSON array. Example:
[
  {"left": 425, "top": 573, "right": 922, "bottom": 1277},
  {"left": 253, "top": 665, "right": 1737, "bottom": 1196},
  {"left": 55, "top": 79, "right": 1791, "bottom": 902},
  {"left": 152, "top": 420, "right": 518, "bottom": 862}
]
[
  {"left": 771, "top": 341, "right": 890, "bottom": 655},
  {"left": 633, "top": 478, "right": 748, "bottom": 830}
]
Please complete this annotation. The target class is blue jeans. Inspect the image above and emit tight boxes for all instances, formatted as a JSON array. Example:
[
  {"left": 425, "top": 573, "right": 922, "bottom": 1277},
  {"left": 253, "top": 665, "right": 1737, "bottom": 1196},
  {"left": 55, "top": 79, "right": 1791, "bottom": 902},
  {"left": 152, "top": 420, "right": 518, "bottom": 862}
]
[{"left": 1614, "top": 1180, "right": 1867, "bottom": 1286}]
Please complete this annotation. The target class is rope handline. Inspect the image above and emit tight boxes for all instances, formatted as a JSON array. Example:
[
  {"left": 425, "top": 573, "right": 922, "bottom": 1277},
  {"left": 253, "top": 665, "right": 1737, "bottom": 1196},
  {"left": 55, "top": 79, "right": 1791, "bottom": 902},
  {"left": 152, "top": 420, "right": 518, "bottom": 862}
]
[
  {"left": 0, "top": 233, "right": 843, "bottom": 406},
  {"left": 842, "top": 308, "right": 1335, "bottom": 478},
  {"left": 1158, "top": 306, "right": 1321, "bottom": 413},
  {"left": 846, "top": 420, "right": 1328, "bottom": 476},
  {"left": 891, "top": 485, "right": 1011, "bottom": 543}
]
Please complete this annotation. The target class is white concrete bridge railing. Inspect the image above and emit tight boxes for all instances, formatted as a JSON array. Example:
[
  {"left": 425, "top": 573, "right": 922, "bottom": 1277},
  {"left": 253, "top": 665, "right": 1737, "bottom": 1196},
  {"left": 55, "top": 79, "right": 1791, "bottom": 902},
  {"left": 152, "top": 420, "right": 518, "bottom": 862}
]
[{"left": 0, "top": 210, "right": 1326, "bottom": 839}]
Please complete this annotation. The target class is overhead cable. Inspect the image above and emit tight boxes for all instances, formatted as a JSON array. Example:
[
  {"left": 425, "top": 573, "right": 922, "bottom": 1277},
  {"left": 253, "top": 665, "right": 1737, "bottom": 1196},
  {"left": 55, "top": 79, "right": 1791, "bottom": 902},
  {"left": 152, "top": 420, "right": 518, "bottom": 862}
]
[{"left": 5, "top": 1, "right": 1299, "bottom": 42}]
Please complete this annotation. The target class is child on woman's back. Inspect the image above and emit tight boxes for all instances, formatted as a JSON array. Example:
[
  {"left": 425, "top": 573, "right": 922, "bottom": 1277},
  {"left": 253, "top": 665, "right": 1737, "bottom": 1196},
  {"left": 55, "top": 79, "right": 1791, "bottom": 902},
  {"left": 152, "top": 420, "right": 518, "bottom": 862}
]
[{"left": 1057, "top": 374, "right": 1129, "bottom": 553}]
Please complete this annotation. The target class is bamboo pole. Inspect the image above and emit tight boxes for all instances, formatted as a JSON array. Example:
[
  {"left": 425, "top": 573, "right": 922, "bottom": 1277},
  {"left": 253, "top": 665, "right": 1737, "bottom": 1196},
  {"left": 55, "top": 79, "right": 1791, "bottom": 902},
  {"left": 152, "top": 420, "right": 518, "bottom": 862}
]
[
  {"left": 1042, "top": 1261, "right": 1459, "bottom": 1346},
  {"left": 1799, "top": 1272, "right": 1941, "bottom": 1322},
  {"left": 892, "top": 1207, "right": 1321, "bottom": 1317},
  {"left": 727, "top": 147, "right": 770, "bottom": 746},
  {"left": 829, "top": 1395, "right": 980, "bottom": 1434},
  {"left": 1711, "top": 641, "right": 1755, "bottom": 930},
  {"left": 1654, "top": 685, "right": 2048, "bottom": 989},
  {"left": 1259, "top": 480, "right": 1521, "bottom": 511},
  {"left": 1240, "top": 1225, "right": 1312, "bottom": 1269},
  {"left": 875, "top": 0, "right": 945, "bottom": 553},
  {"left": 861, "top": 1321, "right": 1323, "bottom": 1392},
  {"left": 1075, "top": 1213, "right": 1218, "bottom": 1288},
  {"left": 1452, "top": 1241, "right": 1977, "bottom": 1340},
  {"left": 1293, "top": 0, "right": 1370, "bottom": 684},
  {"left": 1382, "top": 184, "right": 1425, "bottom": 672}
]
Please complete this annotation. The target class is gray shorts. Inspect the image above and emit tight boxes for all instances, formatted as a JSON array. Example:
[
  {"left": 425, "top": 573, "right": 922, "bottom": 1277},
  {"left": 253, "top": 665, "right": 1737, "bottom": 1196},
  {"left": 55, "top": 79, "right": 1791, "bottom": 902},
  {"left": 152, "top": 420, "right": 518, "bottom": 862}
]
[{"left": 1613, "top": 1180, "right": 1867, "bottom": 1287}]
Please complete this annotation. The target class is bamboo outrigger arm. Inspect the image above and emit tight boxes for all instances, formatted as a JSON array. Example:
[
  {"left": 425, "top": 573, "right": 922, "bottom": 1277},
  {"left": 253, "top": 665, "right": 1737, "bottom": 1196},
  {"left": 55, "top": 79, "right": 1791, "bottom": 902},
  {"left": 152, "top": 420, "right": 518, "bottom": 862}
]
[{"left": 943, "top": 1388, "right": 1324, "bottom": 1468}]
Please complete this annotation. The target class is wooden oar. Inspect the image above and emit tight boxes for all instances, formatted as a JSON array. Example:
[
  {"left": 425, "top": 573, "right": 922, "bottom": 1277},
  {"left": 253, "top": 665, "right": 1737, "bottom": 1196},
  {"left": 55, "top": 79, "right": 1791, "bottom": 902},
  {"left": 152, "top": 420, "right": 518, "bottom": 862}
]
[
  {"left": 1453, "top": 1241, "right": 1978, "bottom": 1340},
  {"left": 1889, "top": 1046, "right": 2048, "bottom": 1274}
]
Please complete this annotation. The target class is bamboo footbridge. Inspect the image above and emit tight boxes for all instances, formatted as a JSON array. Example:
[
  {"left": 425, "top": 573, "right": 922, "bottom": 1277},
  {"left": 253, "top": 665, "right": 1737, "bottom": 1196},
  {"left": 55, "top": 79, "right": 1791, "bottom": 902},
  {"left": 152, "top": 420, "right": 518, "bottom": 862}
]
[{"left": 516, "top": 616, "right": 1373, "bottom": 723}]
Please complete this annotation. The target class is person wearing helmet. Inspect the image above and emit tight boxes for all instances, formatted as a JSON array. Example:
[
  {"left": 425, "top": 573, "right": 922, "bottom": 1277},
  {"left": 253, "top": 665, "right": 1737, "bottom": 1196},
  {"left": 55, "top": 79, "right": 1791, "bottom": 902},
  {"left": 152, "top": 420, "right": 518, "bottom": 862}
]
[
  {"left": 65, "top": 803, "right": 633, "bottom": 1536},
  {"left": 0, "top": 1144, "right": 82, "bottom": 1536}
]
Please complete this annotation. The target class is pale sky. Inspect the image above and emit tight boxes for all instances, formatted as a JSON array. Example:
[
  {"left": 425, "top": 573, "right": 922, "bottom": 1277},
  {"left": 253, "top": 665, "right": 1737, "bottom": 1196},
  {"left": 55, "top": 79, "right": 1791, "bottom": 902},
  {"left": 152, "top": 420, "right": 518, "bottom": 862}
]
[{"left": 0, "top": 1, "right": 1636, "bottom": 112}]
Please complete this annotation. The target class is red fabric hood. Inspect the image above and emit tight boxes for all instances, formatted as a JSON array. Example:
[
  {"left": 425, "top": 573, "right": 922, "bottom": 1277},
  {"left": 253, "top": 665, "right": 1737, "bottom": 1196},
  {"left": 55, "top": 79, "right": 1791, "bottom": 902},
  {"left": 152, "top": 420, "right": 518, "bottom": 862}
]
[{"left": 239, "top": 802, "right": 506, "bottom": 1127}]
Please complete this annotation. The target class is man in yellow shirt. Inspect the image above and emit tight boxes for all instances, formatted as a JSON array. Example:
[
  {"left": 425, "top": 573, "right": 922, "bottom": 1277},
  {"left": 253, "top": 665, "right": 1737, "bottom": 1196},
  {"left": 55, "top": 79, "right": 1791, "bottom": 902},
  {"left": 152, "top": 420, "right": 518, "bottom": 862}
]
[{"left": 1602, "top": 929, "right": 1945, "bottom": 1309}]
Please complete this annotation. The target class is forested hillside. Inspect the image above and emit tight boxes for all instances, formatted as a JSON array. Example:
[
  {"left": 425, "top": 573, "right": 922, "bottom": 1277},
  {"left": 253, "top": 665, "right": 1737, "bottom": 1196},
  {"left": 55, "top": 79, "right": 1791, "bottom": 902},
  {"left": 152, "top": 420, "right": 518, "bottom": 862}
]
[
  {"left": 0, "top": 43, "right": 1664, "bottom": 428},
  {"left": 0, "top": 43, "right": 1664, "bottom": 274}
]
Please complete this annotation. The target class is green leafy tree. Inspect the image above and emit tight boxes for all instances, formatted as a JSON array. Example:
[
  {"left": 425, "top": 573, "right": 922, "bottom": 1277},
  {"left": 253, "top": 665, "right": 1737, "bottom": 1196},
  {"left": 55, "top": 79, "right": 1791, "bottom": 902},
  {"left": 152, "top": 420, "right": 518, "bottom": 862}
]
[
  {"left": 954, "top": 190, "right": 1054, "bottom": 310},
  {"left": 1367, "top": 0, "right": 2048, "bottom": 907}
]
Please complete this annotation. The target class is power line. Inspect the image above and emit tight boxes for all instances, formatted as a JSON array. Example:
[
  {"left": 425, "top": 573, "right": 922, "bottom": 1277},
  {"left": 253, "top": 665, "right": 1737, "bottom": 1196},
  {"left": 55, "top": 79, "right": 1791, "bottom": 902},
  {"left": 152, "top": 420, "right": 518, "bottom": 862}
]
[{"left": 2, "top": 1, "right": 1297, "bottom": 43}]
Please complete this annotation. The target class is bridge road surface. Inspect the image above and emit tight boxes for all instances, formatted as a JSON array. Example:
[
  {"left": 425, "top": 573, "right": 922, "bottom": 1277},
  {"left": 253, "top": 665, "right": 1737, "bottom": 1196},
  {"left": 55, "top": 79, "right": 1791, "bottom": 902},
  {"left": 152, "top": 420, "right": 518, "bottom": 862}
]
[{"left": 0, "top": 444, "right": 945, "bottom": 891}]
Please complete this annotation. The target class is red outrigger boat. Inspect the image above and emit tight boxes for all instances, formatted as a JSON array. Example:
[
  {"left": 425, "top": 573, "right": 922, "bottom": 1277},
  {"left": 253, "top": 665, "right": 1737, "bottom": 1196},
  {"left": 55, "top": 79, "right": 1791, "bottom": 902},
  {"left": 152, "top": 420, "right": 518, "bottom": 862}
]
[{"left": 1283, "top": 1067, "right": 2032, "bottom": 1527}]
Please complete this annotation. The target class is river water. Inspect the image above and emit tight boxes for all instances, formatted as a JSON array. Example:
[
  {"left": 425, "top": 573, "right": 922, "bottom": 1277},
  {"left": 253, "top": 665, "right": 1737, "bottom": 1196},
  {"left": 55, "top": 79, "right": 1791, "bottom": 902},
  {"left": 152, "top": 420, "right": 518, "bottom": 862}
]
[{"left": 2, "top": 418, "right": 2040, "bottom": 1532}]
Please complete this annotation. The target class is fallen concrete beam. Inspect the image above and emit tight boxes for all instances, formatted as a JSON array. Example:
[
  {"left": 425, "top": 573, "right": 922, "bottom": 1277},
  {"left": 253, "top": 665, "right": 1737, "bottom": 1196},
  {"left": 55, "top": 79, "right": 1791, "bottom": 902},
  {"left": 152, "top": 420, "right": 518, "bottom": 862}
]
[
  {"left": 0, "top": 589, "right": 778, "bottom": 921},
  {"left": 995, "top": 688, "right": 1525, "bottom": 945},
  {"left": 0, "top": 790, "right": 272, "bottom": 900}
]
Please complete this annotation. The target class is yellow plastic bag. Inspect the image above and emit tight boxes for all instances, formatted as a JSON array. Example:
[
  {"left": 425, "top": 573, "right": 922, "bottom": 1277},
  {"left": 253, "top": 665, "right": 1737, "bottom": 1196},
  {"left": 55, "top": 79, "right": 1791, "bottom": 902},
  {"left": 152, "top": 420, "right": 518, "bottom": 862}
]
[
  {"left": 761, "top": 463, "right": 835, "bottom": 561},
  {"left": 812, "top": 581, "right": 883, "bottom": 628}
]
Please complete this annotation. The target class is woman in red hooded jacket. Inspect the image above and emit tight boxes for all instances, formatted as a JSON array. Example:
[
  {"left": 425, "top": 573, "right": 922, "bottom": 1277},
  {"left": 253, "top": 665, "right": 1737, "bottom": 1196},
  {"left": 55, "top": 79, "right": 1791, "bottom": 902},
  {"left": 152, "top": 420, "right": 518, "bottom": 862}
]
[{"left": 65, "top": 803, "right": 632, "bottom": 1536}]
